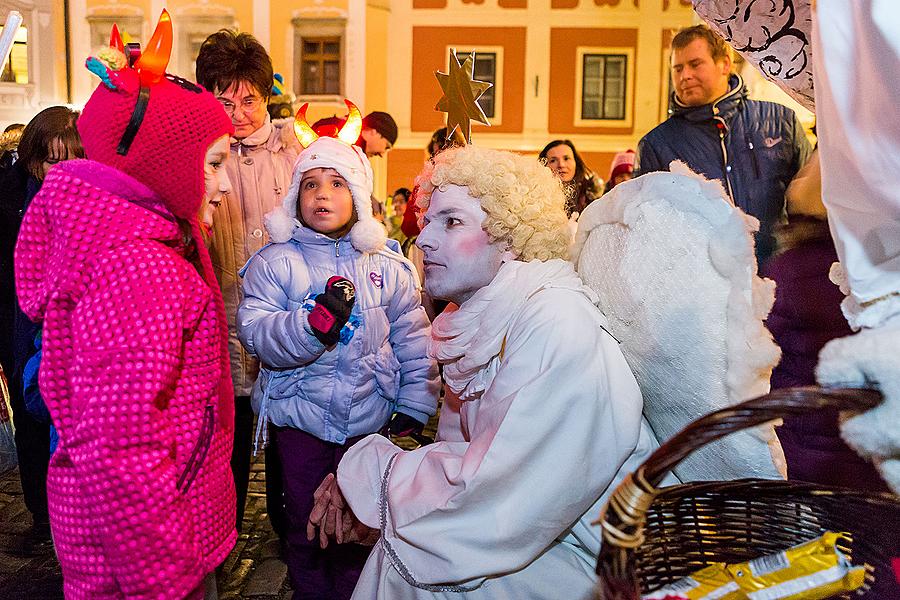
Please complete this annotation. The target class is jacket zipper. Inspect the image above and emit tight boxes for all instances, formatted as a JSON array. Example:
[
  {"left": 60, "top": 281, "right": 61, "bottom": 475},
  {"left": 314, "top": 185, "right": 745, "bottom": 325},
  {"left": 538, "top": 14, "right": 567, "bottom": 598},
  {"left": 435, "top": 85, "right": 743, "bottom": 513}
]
[
  {"left": 334, "top": 239, "right": 340, "bottom": 257},
  {"left": 714, "top": 116, "right": 736, "bottom": 204},
  {"left": 176, "top": 404, "right": 215, "bottom": 494},
  {"left": 747, "top": 135, "right": 761, "bottom": 179}
]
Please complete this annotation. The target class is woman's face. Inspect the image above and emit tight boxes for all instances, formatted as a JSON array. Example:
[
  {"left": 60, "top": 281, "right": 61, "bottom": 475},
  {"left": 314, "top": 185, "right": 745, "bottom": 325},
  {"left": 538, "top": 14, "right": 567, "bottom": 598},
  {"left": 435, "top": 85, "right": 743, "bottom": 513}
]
[
  {"left": 544, "top": 144, "right": 577, "bottom": 183},
  {"left": 216, "top": 80, "right": 268, "bottom": 141},
  {"left": 199, "top": 135, "right": 232, "bottom": 230},
  {"left": 392, "top": 194, "right": 407, "bottom": 216},
  {"left": 37, "top": 137, "right": 75, "bottom": 181}
]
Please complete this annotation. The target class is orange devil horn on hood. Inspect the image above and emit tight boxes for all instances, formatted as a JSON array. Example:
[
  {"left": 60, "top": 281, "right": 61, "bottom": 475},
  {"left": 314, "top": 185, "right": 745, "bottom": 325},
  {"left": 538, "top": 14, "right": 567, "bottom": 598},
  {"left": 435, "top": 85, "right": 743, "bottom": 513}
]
[
  {"left": 109, "top": 24, "right": 124, "bottom": 53},
  {"left": 293, "top": 103, "right": 320, "bottom": 148},
  {"left": 337, "top": 99, "right": 362, "bottom": 146},
  {"left": 134, "top": 9, "right": 172, "bottom": 86}
]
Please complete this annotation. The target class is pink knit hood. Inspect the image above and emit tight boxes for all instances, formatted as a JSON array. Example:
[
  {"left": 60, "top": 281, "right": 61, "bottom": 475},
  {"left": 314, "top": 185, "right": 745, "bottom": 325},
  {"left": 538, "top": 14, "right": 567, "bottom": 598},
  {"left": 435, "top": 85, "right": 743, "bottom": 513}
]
[{"left": 16, "top": 160, "right": 182, "bottom": 323}]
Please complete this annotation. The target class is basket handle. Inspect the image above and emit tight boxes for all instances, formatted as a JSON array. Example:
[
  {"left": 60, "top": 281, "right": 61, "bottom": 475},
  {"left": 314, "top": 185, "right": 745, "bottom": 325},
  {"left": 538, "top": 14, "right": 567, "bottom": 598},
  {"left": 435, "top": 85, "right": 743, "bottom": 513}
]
[
  {"left": 640, "top": 386, "right": 882, "bottom": 485},
  {"left": 595, "top": 386, "right": 883, "bottom": 558}
]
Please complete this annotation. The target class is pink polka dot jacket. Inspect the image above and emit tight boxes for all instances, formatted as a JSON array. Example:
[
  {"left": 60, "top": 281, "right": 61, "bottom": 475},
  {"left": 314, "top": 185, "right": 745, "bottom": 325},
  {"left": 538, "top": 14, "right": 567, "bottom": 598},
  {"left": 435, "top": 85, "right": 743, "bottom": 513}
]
[{"left": 14, "top": 159, "right": 237, "bottom": 599}]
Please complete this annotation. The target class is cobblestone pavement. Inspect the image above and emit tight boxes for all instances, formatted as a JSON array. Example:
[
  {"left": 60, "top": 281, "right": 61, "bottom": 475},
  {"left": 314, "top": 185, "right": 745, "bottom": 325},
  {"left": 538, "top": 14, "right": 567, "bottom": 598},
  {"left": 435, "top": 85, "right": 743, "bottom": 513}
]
[
  {"left": 0, "top": 452, "right": 292, "bottom": 600},
  {"left": 0, "top": 421, "right": 435, "bottom": 600}
]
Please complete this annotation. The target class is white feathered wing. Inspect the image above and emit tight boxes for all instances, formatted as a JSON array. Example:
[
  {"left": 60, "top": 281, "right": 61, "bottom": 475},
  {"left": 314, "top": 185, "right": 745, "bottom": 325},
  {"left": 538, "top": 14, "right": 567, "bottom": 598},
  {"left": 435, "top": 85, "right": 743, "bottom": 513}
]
[{"left": 572, "top": 163, "right": 784, "bottom": 482}]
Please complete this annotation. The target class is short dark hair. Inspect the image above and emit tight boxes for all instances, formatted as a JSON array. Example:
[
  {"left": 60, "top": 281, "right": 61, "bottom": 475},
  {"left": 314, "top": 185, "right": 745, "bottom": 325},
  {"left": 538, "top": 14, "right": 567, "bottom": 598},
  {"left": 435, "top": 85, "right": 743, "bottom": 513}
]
[
  {"left": 671, "top": 25, "right": 731, "bottom": 63},
  {"left": 362, "top": 111, "right": 398, "bottom": 146},
  {"left": 392, "top": 187, "right": 411, "bottom": 202},
  {"left": 428, "top": 127, "right": 448, "bottom": 158},
  {"left": 195, "top": 30, "right": 273, "bottom": 100},
  {"left": 18, "top": 106, "right": 83, "bottom": 179}
]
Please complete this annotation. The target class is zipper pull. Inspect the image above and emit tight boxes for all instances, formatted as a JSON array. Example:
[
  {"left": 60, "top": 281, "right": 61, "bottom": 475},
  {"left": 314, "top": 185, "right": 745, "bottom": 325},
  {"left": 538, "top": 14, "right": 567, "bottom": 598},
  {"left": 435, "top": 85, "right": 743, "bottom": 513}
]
[
  {"left": 334, "top": 239, "right": 340, "bottom": 257},
  {"left": 716, "top": 120, "right": 727, "bottom": 139}
]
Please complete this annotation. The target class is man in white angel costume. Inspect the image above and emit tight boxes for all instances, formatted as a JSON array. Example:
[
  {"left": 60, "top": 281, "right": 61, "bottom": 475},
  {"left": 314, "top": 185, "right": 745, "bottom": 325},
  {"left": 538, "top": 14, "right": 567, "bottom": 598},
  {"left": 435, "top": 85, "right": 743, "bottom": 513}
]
[{"left": 308, "top": 143, "right": 666, "bottom": 599}]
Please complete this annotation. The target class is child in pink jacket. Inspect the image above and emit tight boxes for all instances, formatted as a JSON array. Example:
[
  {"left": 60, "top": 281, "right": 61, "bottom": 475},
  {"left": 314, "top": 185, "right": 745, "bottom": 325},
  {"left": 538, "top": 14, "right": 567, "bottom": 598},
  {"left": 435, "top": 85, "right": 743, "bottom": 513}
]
[{"left": 14, "top": 16, "right": 236, "bottom": 599}]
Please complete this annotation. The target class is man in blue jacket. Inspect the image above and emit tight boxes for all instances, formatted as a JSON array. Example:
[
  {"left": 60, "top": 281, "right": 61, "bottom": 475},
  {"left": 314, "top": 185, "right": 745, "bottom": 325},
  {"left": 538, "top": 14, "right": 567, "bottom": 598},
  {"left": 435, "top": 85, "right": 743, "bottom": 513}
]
[{"left": 637, "top": 25, "right": 811, "bottom": 263}]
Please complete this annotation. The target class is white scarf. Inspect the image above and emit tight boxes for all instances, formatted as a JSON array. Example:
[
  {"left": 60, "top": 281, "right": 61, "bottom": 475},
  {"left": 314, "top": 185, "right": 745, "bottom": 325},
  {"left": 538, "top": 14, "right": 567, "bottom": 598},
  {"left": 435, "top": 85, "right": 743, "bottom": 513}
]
[{"left": 430, "top": 259, "right": 596, "bottom": 400}]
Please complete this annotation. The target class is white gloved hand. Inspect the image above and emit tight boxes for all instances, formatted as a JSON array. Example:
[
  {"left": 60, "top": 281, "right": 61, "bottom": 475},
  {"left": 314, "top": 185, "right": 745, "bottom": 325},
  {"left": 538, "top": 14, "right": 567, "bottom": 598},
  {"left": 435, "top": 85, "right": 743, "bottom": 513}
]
[{"left": 816, "top": 314, "right": 900, "bottom": 492}]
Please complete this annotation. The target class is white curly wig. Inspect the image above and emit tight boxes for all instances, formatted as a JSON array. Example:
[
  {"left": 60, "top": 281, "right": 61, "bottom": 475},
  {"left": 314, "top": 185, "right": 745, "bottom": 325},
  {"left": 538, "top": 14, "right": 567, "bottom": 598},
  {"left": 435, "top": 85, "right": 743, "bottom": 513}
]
[{"left": 415, "top": 145, "right": 571, "bottom": 261}]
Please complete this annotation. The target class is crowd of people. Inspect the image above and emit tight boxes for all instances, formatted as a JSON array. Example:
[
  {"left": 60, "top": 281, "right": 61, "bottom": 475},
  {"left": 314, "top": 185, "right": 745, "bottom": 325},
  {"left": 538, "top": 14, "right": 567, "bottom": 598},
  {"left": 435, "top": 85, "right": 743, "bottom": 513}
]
[{"left": 0, "top": 9, "right": 897, "bottom": 600}]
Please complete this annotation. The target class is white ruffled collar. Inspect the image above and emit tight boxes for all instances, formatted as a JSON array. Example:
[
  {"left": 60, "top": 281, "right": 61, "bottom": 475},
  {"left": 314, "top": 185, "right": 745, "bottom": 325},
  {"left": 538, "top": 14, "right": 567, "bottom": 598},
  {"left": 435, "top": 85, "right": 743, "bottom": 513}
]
[{"left": 430, "top": 259, "right": 596, "bottom": 400}]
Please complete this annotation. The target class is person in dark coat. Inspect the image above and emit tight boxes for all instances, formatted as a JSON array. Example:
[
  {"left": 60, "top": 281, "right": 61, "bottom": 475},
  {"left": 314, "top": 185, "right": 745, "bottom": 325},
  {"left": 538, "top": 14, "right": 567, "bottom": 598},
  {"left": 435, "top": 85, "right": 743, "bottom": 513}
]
[
  {"left": 762, "top": 151, "right": 889, "bottom": 492},
  {"left": 0, "top": 106, "right": 83, "bottom": 554},
  {"left": 637, "top": 25, "right": 811, "bottom": 264}
]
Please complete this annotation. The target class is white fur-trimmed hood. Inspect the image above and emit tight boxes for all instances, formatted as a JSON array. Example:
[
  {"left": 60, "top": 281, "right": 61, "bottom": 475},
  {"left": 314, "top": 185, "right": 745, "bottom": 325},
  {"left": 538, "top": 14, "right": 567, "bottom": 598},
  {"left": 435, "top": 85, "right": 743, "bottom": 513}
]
[{"left": 265, "top": 136, "right": 387, "bottom": 253}]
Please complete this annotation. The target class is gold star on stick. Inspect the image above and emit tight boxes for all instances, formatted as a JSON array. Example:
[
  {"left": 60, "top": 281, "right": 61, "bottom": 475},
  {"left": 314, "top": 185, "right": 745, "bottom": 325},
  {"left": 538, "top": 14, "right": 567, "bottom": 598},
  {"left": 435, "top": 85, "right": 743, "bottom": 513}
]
[{"left": 435, "top": 49, "right": 492, "bottom": 145}]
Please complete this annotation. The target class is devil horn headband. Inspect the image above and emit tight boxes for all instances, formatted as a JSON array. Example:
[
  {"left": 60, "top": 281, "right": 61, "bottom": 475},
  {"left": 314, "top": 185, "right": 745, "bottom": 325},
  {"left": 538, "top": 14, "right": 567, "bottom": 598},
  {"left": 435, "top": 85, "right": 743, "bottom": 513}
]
[
  {"left": 293, "top": 99, "right": 363, "bottom": 148},
  {"left": 115, "top": 9, "right": 172, "bottom": 155}
]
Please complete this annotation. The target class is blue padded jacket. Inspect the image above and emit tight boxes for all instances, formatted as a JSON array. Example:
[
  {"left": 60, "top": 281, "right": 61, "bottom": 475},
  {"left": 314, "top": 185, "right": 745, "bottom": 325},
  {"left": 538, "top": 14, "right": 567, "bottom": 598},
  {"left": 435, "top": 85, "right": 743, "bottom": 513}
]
[
  {"left": 237, "top": 227, "right": 439, "bottom": 445},
  {"left": 637, "top": 75, "right": 812, "bottom": 263}
]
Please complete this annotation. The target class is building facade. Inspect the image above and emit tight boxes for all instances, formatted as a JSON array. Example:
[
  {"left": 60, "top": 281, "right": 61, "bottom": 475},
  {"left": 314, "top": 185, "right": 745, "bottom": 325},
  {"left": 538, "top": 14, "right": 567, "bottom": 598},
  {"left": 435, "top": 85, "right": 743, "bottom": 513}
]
[{"left": 1, "top": 0, "right": 695, "bottom": 197}]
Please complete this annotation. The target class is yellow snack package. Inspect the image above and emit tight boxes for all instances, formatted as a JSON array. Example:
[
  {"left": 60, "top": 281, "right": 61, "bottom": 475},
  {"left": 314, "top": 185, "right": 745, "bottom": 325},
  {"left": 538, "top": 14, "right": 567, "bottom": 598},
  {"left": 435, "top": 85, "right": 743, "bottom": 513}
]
[
  {"left": 642, "top": 562, "right": 745, "bottom": 600},
  {"left": 726, "top": 532, "right": 867, "bottom": 599}
]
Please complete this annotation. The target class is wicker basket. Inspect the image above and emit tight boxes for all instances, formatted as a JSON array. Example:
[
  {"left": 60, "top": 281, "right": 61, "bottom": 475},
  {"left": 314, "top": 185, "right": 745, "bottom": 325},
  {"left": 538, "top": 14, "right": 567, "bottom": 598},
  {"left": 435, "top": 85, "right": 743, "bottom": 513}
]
[{"left": 595, "top": 387, "right": 900, "bottom": 599}]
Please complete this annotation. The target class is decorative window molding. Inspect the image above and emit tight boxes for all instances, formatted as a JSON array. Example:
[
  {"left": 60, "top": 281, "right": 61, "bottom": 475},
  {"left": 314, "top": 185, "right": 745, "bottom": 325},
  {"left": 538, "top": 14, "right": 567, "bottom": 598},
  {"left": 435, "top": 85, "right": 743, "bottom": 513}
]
[
  {"left": 574, "top": 46, "right": 634, "bottom": 128},
  {"left": 447, "top": 45, "right": 504, "bottom": 126},
  {"left": 87, "top": 14, "right": 142, "bottom": 51}
]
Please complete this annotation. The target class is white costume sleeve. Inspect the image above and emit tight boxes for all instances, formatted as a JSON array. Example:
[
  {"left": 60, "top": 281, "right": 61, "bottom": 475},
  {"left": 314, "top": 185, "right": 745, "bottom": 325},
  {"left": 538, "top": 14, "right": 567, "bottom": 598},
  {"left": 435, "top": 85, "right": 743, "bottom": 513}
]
[
  {"left": 813, "top": 1, "right": 900, "bottom": 328},
  {"left": 812, "top": 1, "right": 900, "bottom": 492},
  {"left": 337, "top": 289, "right": 645, "bottom": 586}
]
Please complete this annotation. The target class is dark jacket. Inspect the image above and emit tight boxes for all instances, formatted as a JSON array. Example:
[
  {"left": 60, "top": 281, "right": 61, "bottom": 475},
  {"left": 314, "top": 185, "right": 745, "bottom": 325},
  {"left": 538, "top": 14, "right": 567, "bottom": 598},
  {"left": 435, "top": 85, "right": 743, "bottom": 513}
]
[
  {"left": 637, "top": 75, "right": 812, "bottom": 263},
  {"left": 762, "top": 217, "right": 889, "bottom": 492},
  {"left": 0, "top": 163, "right": 38, "bottom": 377}
]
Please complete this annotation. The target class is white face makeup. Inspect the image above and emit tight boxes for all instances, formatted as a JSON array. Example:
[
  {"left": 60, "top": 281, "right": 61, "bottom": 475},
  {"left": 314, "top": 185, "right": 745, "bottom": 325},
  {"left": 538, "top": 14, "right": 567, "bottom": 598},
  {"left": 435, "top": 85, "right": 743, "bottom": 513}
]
[
  {"left": 200, "top": 135, "right": 232, "bottom": 229},
  {"left": 416, "top": 184, "right": 509, "bottom": 306}
]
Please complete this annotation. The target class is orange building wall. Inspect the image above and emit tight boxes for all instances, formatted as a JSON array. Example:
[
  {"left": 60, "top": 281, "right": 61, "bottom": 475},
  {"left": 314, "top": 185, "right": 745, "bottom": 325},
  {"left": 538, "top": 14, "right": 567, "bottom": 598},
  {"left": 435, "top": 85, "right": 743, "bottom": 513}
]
[
  {"left": 387, "top": 148, "right": 428, "bottom": 199},
  {"left": 410, "top": 26, "right": 526, "bottom": 134},
  {"left": 548, "top": 27, "right": 637, "bottom": 136},
  {"left": 582, "top": 151, "right": 617, "bottom": 182}
]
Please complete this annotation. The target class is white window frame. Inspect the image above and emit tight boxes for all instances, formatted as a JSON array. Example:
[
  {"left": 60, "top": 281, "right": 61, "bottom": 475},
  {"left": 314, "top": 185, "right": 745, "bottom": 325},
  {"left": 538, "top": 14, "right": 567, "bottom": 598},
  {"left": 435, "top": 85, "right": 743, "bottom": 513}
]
[
  {"left": 446, "top": 45, "right": 504, "bottom": 127},
  {"left": 574, "top": 46, "right": 635, "bottom": 128}
]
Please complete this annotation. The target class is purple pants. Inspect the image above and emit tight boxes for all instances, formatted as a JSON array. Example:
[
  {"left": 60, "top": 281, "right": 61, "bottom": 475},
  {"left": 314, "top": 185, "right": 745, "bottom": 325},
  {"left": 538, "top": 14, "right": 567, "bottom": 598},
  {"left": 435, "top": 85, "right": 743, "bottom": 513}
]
[{"left": 274, "top": 426, "right": 375, "bottom": 600}]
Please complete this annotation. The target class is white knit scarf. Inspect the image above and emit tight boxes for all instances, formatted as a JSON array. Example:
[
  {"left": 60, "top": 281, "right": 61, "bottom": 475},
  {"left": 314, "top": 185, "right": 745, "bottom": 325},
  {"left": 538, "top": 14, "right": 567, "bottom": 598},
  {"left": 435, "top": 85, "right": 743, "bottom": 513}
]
[{"left": 430, "top": 259, "right": 596, "bottom": 400}]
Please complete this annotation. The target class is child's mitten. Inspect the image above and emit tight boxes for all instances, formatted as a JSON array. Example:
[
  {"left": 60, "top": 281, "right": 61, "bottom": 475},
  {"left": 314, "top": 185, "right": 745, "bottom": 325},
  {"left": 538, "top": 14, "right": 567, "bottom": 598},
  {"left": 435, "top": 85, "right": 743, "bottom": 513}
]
[
  {"left": 309, "top": 276, "right": 355, "bottom": 346},
  {"left": 388, "top": 412, "right": 425, "bottom": 438}
]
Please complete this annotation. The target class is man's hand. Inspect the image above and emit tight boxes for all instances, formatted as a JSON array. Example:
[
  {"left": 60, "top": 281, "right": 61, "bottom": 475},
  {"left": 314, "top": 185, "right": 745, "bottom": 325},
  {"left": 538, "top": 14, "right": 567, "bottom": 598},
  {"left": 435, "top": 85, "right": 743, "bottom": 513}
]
[
  {"left": 306, "top": 473, "right": 379, "bottom": 547},
  {"left": 307, "top": 473, "right": 346, "bottom": 548},
  {"left": 308, "top": 276, "right": 356, "bottom": 346}
]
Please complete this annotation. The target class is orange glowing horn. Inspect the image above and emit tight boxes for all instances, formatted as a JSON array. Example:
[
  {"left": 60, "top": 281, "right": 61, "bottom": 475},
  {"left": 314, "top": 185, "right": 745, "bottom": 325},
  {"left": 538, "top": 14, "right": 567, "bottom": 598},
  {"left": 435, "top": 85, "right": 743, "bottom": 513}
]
[
  {"left": 293, "top": 104, "right": 320, "bottom": 148},
  {"left": 337, "top": 99, "right": 362, "bottom": 146},
  {"left": 134, "top": 9, "right": 172, "bottom": 86},
  {"left": 109, "top": 24, "right": 124, "bottom": 53}
]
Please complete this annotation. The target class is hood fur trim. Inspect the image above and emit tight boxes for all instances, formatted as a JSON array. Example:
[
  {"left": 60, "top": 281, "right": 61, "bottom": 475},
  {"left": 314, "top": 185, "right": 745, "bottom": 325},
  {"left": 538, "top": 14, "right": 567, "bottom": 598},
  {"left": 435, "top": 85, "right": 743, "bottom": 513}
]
[{"left": 265, "top": 137, "right": 387, "bottom": 253}]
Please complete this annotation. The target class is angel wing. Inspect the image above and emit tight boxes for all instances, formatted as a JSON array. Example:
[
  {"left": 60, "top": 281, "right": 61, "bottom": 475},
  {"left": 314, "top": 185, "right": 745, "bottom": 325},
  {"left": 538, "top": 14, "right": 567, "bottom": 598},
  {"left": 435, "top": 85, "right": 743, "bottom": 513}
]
[{"left": 572, "top": 163, "right": 784, "bottom": 481}]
